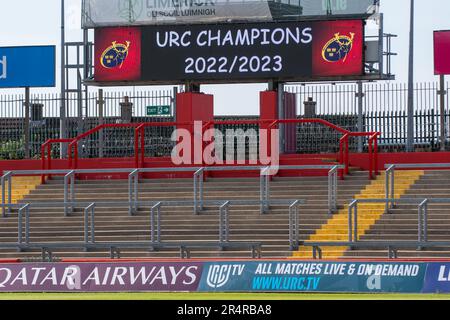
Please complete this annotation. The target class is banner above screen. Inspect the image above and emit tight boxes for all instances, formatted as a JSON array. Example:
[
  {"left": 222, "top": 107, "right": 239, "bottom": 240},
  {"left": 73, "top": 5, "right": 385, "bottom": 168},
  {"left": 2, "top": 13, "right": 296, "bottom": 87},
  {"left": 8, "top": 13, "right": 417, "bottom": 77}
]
[
  {"left": 82, "top": 0, "right": 378, "bottom": 28},
  {"left": 94, "top": 20, "right": 364, "bottom": 84}
]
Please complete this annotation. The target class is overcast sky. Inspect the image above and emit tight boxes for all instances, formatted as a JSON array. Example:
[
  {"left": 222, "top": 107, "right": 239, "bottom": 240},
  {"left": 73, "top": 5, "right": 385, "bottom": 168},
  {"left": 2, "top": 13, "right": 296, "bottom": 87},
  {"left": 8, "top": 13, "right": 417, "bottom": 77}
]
[{"left": 0, "top": 0, "right": 449, "bottom": 115}]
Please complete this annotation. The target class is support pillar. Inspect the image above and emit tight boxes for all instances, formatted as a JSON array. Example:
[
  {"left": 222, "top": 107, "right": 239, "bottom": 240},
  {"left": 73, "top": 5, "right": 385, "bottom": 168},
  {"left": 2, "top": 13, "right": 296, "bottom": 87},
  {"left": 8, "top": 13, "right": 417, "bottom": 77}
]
[
  {"left": 260, "top": 90, "right": 297, "bottom": 155},
  {"left": 176, "top": 92, "right": 214, "bottom": 166}
]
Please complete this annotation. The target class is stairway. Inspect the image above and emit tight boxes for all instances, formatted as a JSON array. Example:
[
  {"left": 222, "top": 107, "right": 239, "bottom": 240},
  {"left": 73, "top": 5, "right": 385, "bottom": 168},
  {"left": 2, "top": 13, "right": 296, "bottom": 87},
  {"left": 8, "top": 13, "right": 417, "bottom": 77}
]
[
  {"left": 344, "top": 170, "right": 450, "bottom": 258},
  {"left": 0, "top": 176, "right": 41, "bottom": 204},
  {"left": 0, "top": 172, "right": 370, "bottom": 260},
  {"left": 292, "top": 170, "right": 423, "bottom": 259}
]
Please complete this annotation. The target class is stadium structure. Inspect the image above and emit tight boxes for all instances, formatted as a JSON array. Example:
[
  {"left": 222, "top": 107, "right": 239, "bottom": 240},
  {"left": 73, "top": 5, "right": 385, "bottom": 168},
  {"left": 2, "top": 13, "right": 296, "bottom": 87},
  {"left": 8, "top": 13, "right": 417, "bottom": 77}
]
[{"left": 0, "top": 0, "right": 450, "bottom": 295}]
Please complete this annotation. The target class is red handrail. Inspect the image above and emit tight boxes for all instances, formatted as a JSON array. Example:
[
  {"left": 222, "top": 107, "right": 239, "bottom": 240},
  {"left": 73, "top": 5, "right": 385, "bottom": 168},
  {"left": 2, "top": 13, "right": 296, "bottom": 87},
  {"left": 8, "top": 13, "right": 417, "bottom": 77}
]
[
  {"left": 40, "top": 138, "right": 74, "bottom": 183},
  {"left": 41, "top": 119, "right": 381, "bottom": 181}
]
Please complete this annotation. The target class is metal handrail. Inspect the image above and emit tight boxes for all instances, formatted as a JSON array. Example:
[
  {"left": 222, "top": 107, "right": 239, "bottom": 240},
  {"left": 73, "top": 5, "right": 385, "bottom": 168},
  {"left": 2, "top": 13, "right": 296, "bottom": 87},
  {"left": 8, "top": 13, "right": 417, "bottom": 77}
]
[
  {"left": 219, "top": 201, "right": 230, "bottom": 243},
  {"left": 289, "top": 200, "right": 301, "bottom": 250},
  {"left": 64, "top": 170, "right": 75, "bottom": 216},
  {"left": 128, "top": 169, "right": 139, "bottom": 215},
  {"left": 193, "top": 168, "right": 204, "bottom": 214},
  {"left": 328, "top": 165, "right": 339, "bottom": 214},
  {"left": 84, "top": 203, "right": 95, "bottom": 245},
  {"left": 1, "top": 199, "right": 304, "bottom": 257},
  {"left": 385, "top": 164, "right": 396, "bottom": 213},
  {"left": 348, "top": 198, "right": 432, "bottom": 249},
  {"left": 384, "top": 163, "right": 450, "bottom": 213},
  {"left": 1, "top": 165, "right": 334, "bottom": 218},
  {"left": 18, "top": 204, "right": 30, "bottom": 245},
  {"left": 1, "top": 171, "right": 12, "bottom": 217},
  {"left": 151, "top": 202, "right": 162, "bottom": 243},
  {"left": 260, "top": 167, "right": 271, "bottom": 214}
]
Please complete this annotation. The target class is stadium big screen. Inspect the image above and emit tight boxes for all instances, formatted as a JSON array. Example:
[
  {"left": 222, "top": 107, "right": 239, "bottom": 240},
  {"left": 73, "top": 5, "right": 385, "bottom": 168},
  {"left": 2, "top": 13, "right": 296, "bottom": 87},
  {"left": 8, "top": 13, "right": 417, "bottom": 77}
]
[{"left": 94, "top": 19, "right": 365, "bottom": 83}]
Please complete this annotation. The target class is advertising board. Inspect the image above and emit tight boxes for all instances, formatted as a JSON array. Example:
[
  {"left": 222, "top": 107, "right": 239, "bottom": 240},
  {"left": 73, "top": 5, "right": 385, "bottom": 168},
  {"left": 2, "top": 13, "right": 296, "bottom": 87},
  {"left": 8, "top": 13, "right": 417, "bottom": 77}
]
[
  {"left": 0, "top": 262, "right": 202, "bottom": 292},
  {"left": 0, "top": 46, "right": 56, "bottom": 88},
  {"left": 198, "top": 261, "right": 427, "bottom": 293},
  {"left": 434, "top": 30, "right": 450, "bottom": 75},
  {"left": 82, "top": 0, "right": 377, "bottom": 28}
]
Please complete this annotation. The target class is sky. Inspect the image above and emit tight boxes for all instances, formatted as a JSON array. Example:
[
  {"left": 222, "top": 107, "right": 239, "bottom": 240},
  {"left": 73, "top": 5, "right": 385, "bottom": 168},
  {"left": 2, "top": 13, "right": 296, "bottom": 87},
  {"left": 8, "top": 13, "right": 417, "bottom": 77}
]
[{"left": 0, "top": 0, "right": 449, "bottom": 115}]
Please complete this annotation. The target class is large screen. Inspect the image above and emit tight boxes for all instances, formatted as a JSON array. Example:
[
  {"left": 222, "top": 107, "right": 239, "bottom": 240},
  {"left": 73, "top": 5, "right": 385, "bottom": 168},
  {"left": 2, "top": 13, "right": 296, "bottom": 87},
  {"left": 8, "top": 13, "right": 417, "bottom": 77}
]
[
  {"left": 434, "top": 30, "right": 450, "bottom": 75},
  {"left": 94, "top": 20, "right": 364, "bottom": 84}
]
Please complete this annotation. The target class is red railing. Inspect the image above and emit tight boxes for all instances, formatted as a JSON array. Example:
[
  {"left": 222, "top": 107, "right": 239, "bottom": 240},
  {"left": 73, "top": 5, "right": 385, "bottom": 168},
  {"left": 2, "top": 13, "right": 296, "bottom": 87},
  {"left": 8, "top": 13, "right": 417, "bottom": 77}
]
[
  {"left": 41, "top": 138, "right": 74, "bottom": 183},
  {"left": 41, "top": 119, "right": 380, "bottom": 181}
]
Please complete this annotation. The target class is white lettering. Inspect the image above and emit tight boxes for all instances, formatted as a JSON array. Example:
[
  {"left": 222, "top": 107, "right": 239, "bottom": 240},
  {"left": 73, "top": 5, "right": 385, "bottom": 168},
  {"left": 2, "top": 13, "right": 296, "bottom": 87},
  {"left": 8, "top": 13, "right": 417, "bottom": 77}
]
[
  {"left": 83, "top": 267, "right": 101, "bottom": 286},
  {"left": 111, "top": 267, "right": 128, "bottom": 285},
  {"left": 31, "top": 268, "right": 46, "bottom": 285},
  {"left": 0, "top": 56, "right": 6, "bottom": 79},
  {"left": 11, "top": 268, "right": 27, "bottom": 286},
  {"left": 40, "top": 268, "right": 58, "bottom": 286}
]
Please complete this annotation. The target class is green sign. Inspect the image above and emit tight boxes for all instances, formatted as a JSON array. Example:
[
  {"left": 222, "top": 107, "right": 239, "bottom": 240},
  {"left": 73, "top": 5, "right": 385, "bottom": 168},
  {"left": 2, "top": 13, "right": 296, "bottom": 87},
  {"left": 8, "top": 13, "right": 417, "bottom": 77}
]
[{"left": 146, "top": 105, "right": 171, "bottom": 116}]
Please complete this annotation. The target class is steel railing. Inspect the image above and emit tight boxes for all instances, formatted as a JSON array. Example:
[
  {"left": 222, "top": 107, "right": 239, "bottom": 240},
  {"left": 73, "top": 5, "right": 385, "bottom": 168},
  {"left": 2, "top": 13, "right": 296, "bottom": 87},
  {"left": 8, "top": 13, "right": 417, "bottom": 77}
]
[
  {"left": 1, "top": 165, "right": 339, "bottom": 217},
  {"left": 289, "top": 200, "right": 301, "bottom": 250},
  {"left": 40, "top": 119, "right": 379, "bottom": 181},
  {"left": 0, "top": 198, "right": 305, "bottom": 256},
  {"left": 385, "top": 163, "right": 450, "bottom": 213},
  {"left": 346, "top": 198, "right": 450, "bottom": 248}
]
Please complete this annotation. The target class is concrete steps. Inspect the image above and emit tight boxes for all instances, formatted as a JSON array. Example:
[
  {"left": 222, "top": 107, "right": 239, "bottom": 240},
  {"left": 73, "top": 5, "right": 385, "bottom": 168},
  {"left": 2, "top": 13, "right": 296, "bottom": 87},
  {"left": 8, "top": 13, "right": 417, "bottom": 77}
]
[{"left": 0, "top": 173, "right": 371, "bottom": 259}]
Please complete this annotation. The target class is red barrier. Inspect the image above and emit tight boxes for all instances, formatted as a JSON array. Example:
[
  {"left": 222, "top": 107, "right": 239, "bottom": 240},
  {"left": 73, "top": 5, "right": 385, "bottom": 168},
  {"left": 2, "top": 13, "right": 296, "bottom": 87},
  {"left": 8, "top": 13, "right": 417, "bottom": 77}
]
[{"left": 41, "top": 119, "right": 380, "bottom": 180}]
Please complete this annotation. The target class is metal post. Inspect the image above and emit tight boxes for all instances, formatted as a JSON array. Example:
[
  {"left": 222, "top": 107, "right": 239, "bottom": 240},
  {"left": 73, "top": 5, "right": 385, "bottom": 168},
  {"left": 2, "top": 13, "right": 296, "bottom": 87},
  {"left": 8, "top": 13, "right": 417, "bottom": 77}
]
[
  {"left": 356, "top": 81, "right": 364, "bottom": 153},
  {"left": 194, "top": 168, "right": 204, "bottom": 214},
  {"left": 25, "top": 204, "right": 30, "bottom": 244},
  {"left": 328, "top": 166, "right": 338, "bottom": 214},
  {"left": 266, "top": 174, "right": 270, "bottom": 212},
  {"left": 406, "top": 0, "right": 415, "bottom": 152},
  {"left": 84, "top": 205, "right": 89, "bottom": 245},
  {"left": 353, "top": 202, "right": 358, "bottom": 242},
  {"left": 90, "top": 203, "right": 95, "bottom": 244},
  {"left": 348, "top": 200, "right": 356, "bottom": 243},
  {"left": 18, "top": 205, "right": 24, "bottom": 244},
  {"left": 60, "top": 0, "right": 67, "bottom": 158},
  {"left": 418, "top": 199, "right": 428, "bottom": 245},
  {"left": 439, "top": 75, "right": 447, "bottom": 151},
  {"left": 278, "top": 82, "right": 285, "bottom": 154},
  {"left": 385, "top": 165, "right": 395, "bottom": 213},
  {"left": 24, "top": 87, "right": 30, "bottom": 159},
  {"left": 84, "top": 203, "right": 95, "bottom": 244},
  {"left": 128, "top": 169, "right": 139, "bottom": 215},
  {"left": 259, "top": 169, "right": 264, "bottom": 214},
  {"left": 391, "top": 167, "right": 395, "bottom": 209},
  {"left": 289, "top": 200, "right": 300, "bottom": 250},
  {"left": 64, "top": 170, "right": 75, "bottom": 216},
  {"left": 1, "top": 172, "right": 12, "bottom": 217},
  {"left": 173, "top": 86, "right": 178, "bottom": 122},
  {"left": 151, "top": 202, "right": 162, "bottom": 243},
  {"left": 98, "top": 89, "right": 104, "bottom": 158},
  {"left": 260, "top": 167, "right": 270, "bottom": 214},
  {"left": 219, "top": 201, "right": 230, "bottom": 243}
]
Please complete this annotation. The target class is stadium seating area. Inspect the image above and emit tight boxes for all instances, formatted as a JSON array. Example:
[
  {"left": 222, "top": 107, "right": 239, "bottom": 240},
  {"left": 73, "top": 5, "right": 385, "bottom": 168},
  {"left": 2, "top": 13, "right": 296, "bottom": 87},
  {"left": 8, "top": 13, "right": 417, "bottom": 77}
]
[{"left": 1, "top": 167, "right": 450, "bottom": 261}]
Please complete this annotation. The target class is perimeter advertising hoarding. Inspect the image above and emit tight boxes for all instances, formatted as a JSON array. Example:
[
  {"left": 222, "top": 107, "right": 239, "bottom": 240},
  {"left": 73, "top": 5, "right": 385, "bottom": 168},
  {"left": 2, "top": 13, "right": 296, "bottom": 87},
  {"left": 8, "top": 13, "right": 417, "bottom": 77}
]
[
  {"left": 94, "top": 19, "right": 364, "bottom": 84},
  {"left": 82, "top": 0, "right": 377, "bottom": 27},
  {"left": 0, "top": 46, "right": 56, "bottom": 88},
  {"left": 434, "top": 30, "right": 450, "bottom": 75},
  {"left": 199, "top": 261, "right": 426, "bottom": 293},
  {"left": 0, "top": 260, "right": 431, "bottom": 293},
  {"left": 422, "top": 263, "right": 450, "bottom": 293},
  {"left": 0, "top": 262, "right": 202, "bottom": 292}
]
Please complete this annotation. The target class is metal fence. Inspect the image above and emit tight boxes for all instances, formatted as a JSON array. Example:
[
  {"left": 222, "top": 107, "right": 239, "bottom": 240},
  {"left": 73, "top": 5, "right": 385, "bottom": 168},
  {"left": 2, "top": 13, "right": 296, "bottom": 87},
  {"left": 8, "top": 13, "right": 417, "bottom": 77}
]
[
  {"left": 286, "top": 81, "right": 450, "bottom": 152},
  {"left": 0, "top": 82, "right": 449, "bottom": 160}
]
